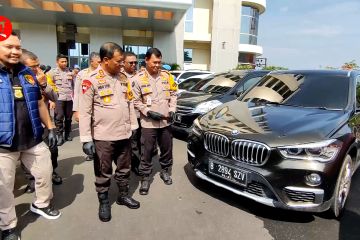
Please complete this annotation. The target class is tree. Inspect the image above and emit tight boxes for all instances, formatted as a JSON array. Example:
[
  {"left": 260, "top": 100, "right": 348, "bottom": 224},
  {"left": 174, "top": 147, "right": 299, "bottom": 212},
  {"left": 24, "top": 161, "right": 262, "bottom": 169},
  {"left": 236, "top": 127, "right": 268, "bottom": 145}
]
[
  {"left": 262, "top": 65, "right": 288, "bottom": 70},
  {"left": 342, "top": 60, "right": 359, "bottom": 70}
]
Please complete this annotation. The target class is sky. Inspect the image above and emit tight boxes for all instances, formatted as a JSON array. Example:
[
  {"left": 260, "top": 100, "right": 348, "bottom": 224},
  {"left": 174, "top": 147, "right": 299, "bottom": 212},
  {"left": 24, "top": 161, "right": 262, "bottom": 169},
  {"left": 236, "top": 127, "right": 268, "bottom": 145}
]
[{"left": 258, "top": 0, "right": 360, "bottom": 69}]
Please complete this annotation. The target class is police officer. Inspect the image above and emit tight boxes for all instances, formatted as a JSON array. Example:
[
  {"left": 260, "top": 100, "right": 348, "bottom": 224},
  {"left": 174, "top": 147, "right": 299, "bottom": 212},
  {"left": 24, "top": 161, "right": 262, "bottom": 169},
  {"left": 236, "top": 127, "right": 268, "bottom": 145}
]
[
  {"left": 21, "top": 49, "right": 63, "bottom": 192},
  {"left": 0, "top": 32, "right": 61, "bottom": 240},
  {"left": 79, "top": 42, "right": 140, "bottom": 222},
  {"left": 48, "top": 54, "right": 75, "bottom": 145},
  {"left": 73, "top": 52, "right": 100, "bottom": 122},
  {"left": 73, "top": 52, "right": 100, "bottom": 161},
  {"left": 132, "top": 48, "right": 178, "bottom": 195},
  {"left": 122, "top": 52, "right": 141, "bottom": 174}
]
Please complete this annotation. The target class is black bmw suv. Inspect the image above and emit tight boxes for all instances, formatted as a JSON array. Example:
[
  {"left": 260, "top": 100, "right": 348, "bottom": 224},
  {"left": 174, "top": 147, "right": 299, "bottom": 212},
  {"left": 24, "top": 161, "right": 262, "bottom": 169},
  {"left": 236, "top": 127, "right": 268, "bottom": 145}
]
[
  {"left": 173, "top": 70, "right": 270, "bottom": 136},
  {"left": 187, "top": 70, "right": 360, "bottom": 217}
]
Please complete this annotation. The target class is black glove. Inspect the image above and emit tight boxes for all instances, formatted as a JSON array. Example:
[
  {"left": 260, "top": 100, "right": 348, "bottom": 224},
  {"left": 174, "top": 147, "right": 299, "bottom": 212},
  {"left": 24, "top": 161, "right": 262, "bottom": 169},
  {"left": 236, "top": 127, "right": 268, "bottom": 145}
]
[
  {"left": 147, "top": 111, "right": 165, "bottom": 121},
  {"left": 169, "top": 111, "right": 175, "bottom": 123},
  {"left": 48, "top": 129, "right": 57, "bottom": 149},
  {"left": 83, "top": 141, "right": 96, "bottom": 156}
]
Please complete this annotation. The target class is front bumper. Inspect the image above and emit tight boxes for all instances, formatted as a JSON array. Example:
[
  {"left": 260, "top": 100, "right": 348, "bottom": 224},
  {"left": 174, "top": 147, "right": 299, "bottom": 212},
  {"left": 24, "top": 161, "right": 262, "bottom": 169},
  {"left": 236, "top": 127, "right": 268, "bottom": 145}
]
[{"left": 187, "top": 134, "right": 338, "bottom": 213}]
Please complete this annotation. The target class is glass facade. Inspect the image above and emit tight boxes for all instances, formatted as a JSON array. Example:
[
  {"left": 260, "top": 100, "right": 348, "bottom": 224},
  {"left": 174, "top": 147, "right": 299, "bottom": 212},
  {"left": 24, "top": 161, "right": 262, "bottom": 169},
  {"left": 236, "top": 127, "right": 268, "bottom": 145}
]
[
  {"left": 184, "top": 0, "right": 194, "bottom": 32},
  {"left": 124, "top": 45, "right": 152, "bottom": 68},
  {"left": 240, "top": 6, "right": 259, "bottom": 45},
  {"left": 184, "top": 48, "right": 193, "bottom": 62},
  {"left": 68, "top": 42, "right": 89, "bottom": 69}
]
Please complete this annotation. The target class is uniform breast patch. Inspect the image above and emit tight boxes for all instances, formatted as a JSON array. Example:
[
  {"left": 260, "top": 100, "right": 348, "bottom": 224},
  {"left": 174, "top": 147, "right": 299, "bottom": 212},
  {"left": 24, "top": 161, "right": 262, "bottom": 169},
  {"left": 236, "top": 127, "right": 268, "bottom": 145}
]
[{"left": 82, "top": 80, "right": 92, "bottom": 94}]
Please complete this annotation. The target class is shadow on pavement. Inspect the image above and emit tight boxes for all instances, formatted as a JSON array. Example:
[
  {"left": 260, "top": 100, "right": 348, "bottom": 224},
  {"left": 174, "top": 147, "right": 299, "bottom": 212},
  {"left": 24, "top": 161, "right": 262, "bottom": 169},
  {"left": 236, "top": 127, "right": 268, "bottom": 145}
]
[
  {"left": 108, "top": 153, "right": 162, "bottom": 205},
  {"left": 52, "top": 156, "right": 85, "bottom": 209},
  {"left": 338, "top": 169, "right": 360, "bottom": 240}
]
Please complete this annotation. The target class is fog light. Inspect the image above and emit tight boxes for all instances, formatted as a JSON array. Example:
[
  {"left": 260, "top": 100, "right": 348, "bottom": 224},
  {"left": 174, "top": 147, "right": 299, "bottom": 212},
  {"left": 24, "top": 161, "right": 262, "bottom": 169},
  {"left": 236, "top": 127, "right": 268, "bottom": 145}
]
[{"left": 305, "top": 173, "right": 322, "bottom": 186}]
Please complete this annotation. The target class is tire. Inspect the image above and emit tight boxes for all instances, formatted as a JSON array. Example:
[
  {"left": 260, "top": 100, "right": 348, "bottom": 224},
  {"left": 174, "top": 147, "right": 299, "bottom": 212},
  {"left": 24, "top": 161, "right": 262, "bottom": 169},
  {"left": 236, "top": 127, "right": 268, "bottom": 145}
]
[{"left": 331, "top": 154, "right": 353, "bottom": 218}]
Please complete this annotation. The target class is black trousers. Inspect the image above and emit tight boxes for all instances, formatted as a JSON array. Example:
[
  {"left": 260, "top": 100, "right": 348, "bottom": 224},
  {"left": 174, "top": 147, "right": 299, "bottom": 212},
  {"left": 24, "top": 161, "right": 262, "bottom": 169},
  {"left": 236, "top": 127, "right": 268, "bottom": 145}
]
[
  {"left": 93, "top": 139, "right": 131, "bottom": 193},
  {"left": 130, "top": 119, "right": 141, "bottom": 169},
  {"left": 55, "top": 100, "right": 73, "bottom": 135},
  {"left": 139, "top": 126, "right": 173, "bottom": 177}
]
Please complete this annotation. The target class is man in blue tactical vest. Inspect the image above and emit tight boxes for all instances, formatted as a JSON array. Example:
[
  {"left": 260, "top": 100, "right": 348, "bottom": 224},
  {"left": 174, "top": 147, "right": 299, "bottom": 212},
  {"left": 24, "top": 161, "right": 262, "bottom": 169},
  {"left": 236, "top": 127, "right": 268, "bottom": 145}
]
[{"left": 0, "top": 32, "right": 61, "bottom": 240}]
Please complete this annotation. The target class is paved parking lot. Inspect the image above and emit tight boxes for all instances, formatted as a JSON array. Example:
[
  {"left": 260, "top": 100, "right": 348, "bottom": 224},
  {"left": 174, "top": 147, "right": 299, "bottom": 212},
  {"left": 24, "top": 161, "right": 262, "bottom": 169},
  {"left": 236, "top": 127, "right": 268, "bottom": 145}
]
[{"left": 10, "top": 125, "right": 360, "bottom": 240}]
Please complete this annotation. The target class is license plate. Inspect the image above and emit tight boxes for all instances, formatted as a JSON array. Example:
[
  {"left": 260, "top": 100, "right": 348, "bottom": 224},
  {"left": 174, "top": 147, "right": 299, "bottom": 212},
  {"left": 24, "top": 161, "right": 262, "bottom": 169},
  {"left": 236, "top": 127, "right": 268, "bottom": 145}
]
[
  {"left": 174, "top": 114, "right": 182, "bottom": 122},
  {"left": 208, "top": 160, "right": 247, "bottom": 186}
]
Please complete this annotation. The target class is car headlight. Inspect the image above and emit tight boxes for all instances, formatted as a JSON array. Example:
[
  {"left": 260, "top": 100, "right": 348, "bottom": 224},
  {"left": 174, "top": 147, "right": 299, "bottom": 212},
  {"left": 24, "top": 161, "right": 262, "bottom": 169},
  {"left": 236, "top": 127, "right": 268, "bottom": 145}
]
[
  {"left": 192, "top": 118, "right": 203, "bottom": 136},
  {"left": 278, "top": 139, "right": 342, "bottom": 162},
  {"left": 192, "top": 100, "right": 222, "bottom": 114}
]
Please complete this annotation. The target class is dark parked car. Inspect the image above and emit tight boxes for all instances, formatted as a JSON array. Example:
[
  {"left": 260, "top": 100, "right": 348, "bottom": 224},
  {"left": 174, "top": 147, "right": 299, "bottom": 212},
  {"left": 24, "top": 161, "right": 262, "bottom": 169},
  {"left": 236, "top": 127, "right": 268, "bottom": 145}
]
[
  {"left": 173, "top": 70, "right": 270, "bottom": 136},
  {"left": 187, "top": 70, "right": 360, "bottom": 217}
]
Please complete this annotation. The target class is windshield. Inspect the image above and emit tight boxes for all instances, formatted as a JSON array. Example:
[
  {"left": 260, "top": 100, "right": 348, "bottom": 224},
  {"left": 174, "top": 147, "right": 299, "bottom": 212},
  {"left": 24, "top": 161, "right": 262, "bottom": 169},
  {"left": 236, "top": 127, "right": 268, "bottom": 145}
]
[
  {"left": 240, "top": 73, "right": 349, "bottom": 109},
  {"left": 199, "top": 74, "right": 244, "bottom": 94},
  {"left": 178, "top": 77, "right": 203, "bottom": 90},
  {"left": 189, "top": 77, "right": 214, "bottom": 91}
]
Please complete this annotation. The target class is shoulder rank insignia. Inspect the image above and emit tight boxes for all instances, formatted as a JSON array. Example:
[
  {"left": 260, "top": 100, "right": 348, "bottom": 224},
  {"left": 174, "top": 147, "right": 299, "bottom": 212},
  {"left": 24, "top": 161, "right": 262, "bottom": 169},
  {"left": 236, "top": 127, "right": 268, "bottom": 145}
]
[
  {"left": 24, "top": 75, "right": 35, "bottom": 85},
  {"left": 126, "top": 80, "right": 134, "bottom": 101},
  {"left": 96, "top": 69, "right": 106, "bottom": 79}
]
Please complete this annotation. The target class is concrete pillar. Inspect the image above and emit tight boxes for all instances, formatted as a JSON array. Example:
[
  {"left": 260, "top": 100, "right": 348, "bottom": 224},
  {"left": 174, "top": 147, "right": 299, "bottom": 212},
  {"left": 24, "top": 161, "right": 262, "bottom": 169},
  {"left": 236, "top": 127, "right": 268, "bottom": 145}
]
[
  {"left": 89, "top": 27, "right": 123, "bottom": 53},
  {"left": 18, "top": 23, "right": 57, "bottom": 67},
  {"left": 210, "top": 0, "right": 242, "bottom": 72},
  {"left": 153, "top": 17, "right": 184, "bottom": 68}
]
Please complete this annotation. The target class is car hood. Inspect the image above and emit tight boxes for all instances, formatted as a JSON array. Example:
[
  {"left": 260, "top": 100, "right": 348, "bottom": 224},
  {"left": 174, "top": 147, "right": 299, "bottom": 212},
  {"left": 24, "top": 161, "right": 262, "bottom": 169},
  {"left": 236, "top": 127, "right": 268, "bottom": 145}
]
[
  {"left": 177, "top": 92, "right": 221, "bottom": 108},
  {"left": 199, "top": 100, "right": 349, "bottom": 147}
]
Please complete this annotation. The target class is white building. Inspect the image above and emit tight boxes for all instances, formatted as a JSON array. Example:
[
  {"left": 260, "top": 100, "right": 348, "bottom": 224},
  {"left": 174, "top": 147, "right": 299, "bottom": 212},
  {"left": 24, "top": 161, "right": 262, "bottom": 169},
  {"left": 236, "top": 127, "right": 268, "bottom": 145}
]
[{"left": 0, "top": 0, "right": 266, "bottom": 72}]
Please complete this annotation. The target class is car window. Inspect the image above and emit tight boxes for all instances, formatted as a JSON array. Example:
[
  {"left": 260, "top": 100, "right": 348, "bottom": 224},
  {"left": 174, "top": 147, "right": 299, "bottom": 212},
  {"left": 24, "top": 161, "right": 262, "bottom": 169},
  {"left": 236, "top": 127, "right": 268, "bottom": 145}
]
[
  {"left": 356, "top": 76, "right": 360, "bottom": 108},
  {"left": 178, "top": 78, "right": 202, "bottom": 90},
  {"left": 235, "top": 76, "right": 262, "bottom": 93},
  {"left": 189, "top": 77, "right": 214, "bottom": 91},
  {"left": 171, "top": 72, "right": 181, "bottom": 78},
  {"left": 240, "top": 73, "right": 350, "bottom": 109},
  {"left": 199, "top": 74, "right": 242, "bottom": 94}
]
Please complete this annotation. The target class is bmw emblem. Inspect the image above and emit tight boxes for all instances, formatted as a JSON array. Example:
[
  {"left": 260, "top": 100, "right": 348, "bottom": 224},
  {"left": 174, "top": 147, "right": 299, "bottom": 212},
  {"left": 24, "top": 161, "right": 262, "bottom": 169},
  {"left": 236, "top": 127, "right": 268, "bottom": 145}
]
[{"left": 231, "top": 129, "right": 239, "bottom": 136}]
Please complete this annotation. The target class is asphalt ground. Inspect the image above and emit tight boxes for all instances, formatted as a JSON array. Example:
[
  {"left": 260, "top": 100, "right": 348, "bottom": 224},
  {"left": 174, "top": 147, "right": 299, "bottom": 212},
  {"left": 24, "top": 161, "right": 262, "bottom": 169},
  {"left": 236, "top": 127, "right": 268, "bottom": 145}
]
[{"left": 6, "top": 125, "right": 360, "bottom": 240}]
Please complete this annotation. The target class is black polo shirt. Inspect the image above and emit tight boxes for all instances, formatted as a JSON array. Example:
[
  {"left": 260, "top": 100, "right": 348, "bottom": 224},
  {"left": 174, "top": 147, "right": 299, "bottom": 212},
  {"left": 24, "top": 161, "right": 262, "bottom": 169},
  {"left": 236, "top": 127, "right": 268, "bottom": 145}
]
[{"left": 0, "top": 64, "right": 42, "bottom": 152}]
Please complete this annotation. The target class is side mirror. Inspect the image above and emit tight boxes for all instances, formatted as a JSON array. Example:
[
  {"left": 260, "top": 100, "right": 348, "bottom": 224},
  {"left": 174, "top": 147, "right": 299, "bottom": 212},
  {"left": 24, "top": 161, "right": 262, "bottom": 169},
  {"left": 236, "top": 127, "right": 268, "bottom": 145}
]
[{"left": 236, "top": 90, "right": 244, "bottom": 97}]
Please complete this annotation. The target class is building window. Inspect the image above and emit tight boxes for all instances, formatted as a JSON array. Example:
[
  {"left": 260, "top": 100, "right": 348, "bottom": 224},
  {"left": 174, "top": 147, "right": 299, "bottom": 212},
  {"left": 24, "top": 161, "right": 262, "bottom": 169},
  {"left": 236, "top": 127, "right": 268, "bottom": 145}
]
[
  {"left": 240, "top": 6, "right": 259, "bottom": 45},
  {"left": 238, "top": 52, "right": 255, "bottom": 65},
  {"left": 124, "top": 45, "right": 152, "bottom": 69},
  {"left": 184, "top": 48, "right": 193, "bottom": 63},
  {"left": 68, "top": 42, "right": 89, "bottom": 69},
  {"left": 184, "top": 0, "right": 194, "bottom": 32}
]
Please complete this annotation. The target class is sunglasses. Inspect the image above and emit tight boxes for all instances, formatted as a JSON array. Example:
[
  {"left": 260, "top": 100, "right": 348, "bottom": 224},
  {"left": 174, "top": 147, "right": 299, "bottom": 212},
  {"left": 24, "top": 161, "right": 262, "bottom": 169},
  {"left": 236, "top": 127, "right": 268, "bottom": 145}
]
[{"left": 127, "top": 61, "right": 138, "bottom": 65}]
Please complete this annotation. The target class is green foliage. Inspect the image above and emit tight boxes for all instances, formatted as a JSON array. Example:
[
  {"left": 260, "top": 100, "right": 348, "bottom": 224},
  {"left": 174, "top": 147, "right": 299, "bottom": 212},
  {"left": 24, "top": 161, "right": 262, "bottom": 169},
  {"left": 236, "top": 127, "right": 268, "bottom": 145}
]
[
  {"left": 262, "top": 65, "right": 288, "bottom": 70},
  {"left": 342, "top": 60, "right": 359, "bottom": 70},
  {"left": 162, "top": 63, "right": 181, "bottom": 70},
  {"left": 235, "top": 64, "right": 254, "bottom": 70}
]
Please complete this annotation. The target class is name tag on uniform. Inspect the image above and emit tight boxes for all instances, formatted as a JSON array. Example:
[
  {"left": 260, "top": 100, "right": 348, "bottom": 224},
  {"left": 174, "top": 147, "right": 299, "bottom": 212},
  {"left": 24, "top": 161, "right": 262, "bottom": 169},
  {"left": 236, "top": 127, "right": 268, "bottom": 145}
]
[{"left": 146, "top": 97, "right": 152, "bottom": 106}]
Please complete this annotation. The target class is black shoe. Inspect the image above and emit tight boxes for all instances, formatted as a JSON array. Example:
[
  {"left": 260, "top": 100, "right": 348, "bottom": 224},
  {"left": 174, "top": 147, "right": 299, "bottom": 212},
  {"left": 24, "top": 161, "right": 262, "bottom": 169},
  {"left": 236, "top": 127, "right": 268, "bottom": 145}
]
[
  {"left": 116, "top": 196, "right": 140, "bottom": 209},
  {"left": 139, "top": 179, "right": 150, "bottom": 195},
  {"left": 98, "top": 192, "right": 111, "bottom": 222},
  {"left": 30, "top": 203, "right": 61, "bottom": 220},
  {"left": 24, "top": 180, "right": 35, "bottom": 193},
  {"left": 2, "top": 228, "right": 20, "bottom": 240},
  {"left": 52, "top": 172, "right": 62, "bottom": 185},
  {"left": 57, "top": 135, "right": 64, "bottom": 146},
  {"left": 85, "top": 155, "right": 94, "bottom": 161},
  {"left": 65, "top": 134, "right": 72, "bottom": 141},
  {"left": 152, "top": 148, "right": 158, "bottom": 157},
  {"left": 160, "top": 172, "right": 173, "bottom": 185}
]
